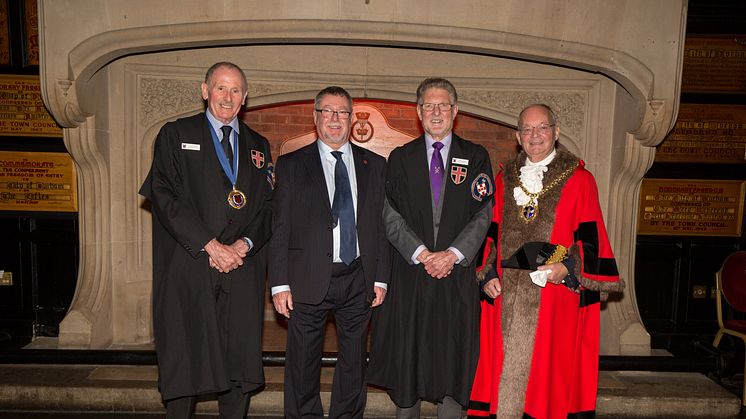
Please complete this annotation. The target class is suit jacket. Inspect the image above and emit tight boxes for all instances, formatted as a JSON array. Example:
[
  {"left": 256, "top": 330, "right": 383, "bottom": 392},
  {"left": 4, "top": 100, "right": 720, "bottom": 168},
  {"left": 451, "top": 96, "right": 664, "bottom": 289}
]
[
  {"left": 139, "top": 112, "right": 273, "bottom": 400},
  {"left": 268, "top": 141, "right": 390, "bottom": 305}
]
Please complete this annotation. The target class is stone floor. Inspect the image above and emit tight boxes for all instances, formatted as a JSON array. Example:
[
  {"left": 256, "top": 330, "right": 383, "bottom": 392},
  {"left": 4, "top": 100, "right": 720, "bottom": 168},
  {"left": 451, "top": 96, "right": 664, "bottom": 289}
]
[
  {"left": 0, "top": 321, "right": 744, "bottom": 418},
  {"left": 0, "top": 363, "right": 742, "bottom": 418}
]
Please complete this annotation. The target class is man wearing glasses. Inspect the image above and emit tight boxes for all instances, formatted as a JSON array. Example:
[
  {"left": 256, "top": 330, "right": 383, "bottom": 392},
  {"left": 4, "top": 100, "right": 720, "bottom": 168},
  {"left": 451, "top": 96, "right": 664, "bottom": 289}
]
[
  {"left": 369, "top": 78, "right": 494, "bottom": 418},
  {"left": 468, "top": 104, "right": 622, "bottom": 418},
  {"left": 269, "top": 86, "right": 390, "bottom": 419}
]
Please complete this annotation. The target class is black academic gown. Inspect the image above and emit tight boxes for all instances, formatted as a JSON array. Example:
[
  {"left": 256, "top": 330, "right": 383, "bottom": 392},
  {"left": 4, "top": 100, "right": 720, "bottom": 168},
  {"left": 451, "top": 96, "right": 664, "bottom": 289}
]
[
  {"left": 139, "top": 112, "right": 273, "bottom": 401},
  {"left": 368, "top": 134, "right": 494, "bottom": 407}
]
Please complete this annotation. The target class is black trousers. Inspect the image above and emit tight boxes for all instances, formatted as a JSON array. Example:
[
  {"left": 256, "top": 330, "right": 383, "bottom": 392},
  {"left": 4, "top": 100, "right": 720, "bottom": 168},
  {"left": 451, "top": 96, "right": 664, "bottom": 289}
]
[
  {"left": 165, "top": 384, "right": 251, "bottom": 419},
  {"left": 284, "top": 260, "right": 371, "bottom": 419}
]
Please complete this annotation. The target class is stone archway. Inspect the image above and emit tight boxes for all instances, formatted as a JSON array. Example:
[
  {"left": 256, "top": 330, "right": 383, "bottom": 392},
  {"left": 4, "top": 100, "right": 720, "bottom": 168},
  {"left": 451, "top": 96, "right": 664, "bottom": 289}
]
[{"left": 38, "top": 1, "right": 689, "bottom": 355}]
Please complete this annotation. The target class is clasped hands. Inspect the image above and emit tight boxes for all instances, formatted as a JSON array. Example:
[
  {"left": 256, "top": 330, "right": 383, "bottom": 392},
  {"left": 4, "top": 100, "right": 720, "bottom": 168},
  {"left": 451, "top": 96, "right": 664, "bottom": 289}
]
[
  {"left": 205, "top": 238, "right": 249, "bottom": 273},
  {"left": 417, "top": 249, "right": 458, "bottom": 279}
]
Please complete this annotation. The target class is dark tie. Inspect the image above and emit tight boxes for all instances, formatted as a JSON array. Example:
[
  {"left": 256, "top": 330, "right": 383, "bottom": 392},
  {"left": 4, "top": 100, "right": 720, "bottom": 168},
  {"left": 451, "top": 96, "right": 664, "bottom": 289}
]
[
  {"left": 220, "top": 125, "right": 233, "bottom": 170},
  {"left": 331, "top": 151, "right": 357, "bottom": 265},
  {"left": 430, "top": 141, "right": 445, "bottom": 205}
]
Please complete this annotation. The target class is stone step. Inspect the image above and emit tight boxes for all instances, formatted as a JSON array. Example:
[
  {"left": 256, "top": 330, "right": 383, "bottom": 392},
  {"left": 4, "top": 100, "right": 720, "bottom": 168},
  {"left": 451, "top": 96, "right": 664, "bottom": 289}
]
[{"left": 0, "top": 364, "right": 741, "bottom": 418}]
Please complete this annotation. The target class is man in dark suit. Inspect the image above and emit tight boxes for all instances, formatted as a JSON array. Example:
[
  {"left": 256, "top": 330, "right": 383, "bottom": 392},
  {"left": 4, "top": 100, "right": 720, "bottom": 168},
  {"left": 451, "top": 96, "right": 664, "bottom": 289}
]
[
  {"left": 140, "top": 62, "right": 274, "bottom": 419},
  {"left": 368, "top": 78, "right": 494, "bottom": 419},
  {"left": 269, "top": 86, "right": 390, "bottom": 419}
]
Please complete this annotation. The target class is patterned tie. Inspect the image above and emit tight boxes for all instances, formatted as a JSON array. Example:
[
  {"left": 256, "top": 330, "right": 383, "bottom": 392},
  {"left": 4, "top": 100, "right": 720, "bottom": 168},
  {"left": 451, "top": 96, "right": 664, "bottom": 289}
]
[
  {"left": 430, "top": 141, "right": 445, "bottom": 205},
  {"left": 220, "top": 125, "right": 233, "bottom": 170},
  {"left": 331, "top": 151, "right": 357, "bottom": 265}
]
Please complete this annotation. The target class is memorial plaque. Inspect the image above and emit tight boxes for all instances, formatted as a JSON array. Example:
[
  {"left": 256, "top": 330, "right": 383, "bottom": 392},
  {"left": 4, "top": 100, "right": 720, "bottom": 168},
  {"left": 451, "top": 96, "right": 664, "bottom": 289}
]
[
  {"left": 23, "top": 0, "right": 38, "bottom": 66},
  {"left": 0, "top": 75, "right": 62, "bottom": 137},
  {"left": 638, "top": 179, "right": 745, "bottom": 237},
  {"left": 657, "top": 104, "right": 746, "bottom": 163},
  {"left": 0, "top": 151, "right": 78, "bottom": 212},
  {"left": 682, "top": 35, "right": 746, "bottom": 94},
  {"left": 0, "top": 1, "right": 10, "bottom": 66}
]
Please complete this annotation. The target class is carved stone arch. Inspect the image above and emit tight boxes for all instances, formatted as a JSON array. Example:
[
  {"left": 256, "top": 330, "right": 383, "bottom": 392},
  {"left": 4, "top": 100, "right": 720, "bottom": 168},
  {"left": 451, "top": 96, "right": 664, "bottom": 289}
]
[
  {"left": 40, "top": 1, "right": 688, "bottom": 353},
  {"left": 45, "top": 20, "right": 665, "bottom": 144}
]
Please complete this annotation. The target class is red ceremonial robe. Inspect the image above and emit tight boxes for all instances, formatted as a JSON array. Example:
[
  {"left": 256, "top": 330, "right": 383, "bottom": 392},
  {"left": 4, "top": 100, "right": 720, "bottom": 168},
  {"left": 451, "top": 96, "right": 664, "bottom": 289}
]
[{"left": 468, "top": 146, "right": 623, "bottom": 419}]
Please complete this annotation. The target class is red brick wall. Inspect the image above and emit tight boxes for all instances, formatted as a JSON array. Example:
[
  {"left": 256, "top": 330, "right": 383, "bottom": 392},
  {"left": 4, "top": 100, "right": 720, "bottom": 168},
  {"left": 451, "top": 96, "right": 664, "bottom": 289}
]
[{"left": 242, "top": 100, "right": 518, "bottom": 173}]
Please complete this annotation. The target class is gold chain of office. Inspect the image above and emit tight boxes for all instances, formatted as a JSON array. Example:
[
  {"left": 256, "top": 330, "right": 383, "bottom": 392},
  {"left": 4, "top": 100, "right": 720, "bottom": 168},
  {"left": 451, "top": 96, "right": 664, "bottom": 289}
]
[{"left": 514, "top": 160, "right": 576, "bottom": 223}]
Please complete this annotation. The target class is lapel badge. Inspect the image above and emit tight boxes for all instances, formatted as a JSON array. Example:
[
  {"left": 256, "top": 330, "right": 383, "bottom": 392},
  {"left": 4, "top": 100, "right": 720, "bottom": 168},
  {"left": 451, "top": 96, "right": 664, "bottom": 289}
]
[
  {"left": 471, "top": 173, "right": 494, "bottom": 202},
  {"left": 450, "top": 164, "right": 467, "bottom": 185},
  {"left": 251, "top": 150, "right": 265, "bottom": 169}
]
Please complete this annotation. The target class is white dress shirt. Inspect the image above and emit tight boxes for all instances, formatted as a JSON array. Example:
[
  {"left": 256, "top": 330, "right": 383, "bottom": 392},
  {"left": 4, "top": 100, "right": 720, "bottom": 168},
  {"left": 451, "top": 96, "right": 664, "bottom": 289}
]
[{"left": 271, "top": 140, "right": 386, "bottom": 295}]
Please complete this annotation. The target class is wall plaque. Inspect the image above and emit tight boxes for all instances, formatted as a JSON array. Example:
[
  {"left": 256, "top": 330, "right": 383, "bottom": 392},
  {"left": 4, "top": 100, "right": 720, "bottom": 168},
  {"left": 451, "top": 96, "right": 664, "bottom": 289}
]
[
  {"left": 0, "top": 75, "right": 62, "bottom": 137},
  {"left": 0, "top": 1, "right": 10, "bottom": 66},
  {"left": 638, "top": 179, "right": 745, "bottom": 237},
  {"left": 0, "top": 151, "right": 78, "bottom": 212},
  {"left": 681, "top": 35, "right": 746, "bottom": 94},
  {"left": 23, "top": 0, "right": 38, "bottom": 66},
  {"left": 656, "top": 104, "right": 746, "bottom": 164}
]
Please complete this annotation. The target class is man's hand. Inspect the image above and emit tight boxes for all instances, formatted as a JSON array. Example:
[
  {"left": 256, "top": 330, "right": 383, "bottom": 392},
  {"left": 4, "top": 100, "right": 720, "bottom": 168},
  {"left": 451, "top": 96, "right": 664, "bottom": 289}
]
[
  {"left": 272, "top": 290, "right": 293, "bottom": 319},
  {"left": 537, "top": 262, "right": 569, "bottom": 285},
  {"left": 371, "top": 286, "right": 387, "bottom": 307},
  {"left": 483, "top": 278, "right": 502, "bottom": 299},
  {"left": 416, "top": 249, "right": 433, "bottom": 264},
  {"left": 204, "top": 238, "right": 245, "bottom": 273},
  {"left": 423, "top": 250, "right": 458, "bottom": 279},
  {"left": 229, "top": 239, "right": 250, "bottom": 258}
]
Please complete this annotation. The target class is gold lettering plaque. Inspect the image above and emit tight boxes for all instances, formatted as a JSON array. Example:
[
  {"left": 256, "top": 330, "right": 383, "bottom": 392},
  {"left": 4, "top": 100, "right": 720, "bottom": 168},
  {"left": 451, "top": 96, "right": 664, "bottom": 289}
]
[
  {"left": 0, "top": 75, "right": 62, "bottom": 137},
  {"left": 0, "top": 151, "right": 78, "bottom": 212},
  {"left": 657, "top": 104, "right": 746, "bottom": 164},
  {"left": 23, "top": 0, "right": 39, "bottom": 66},
  {"left": 638, "top": 179, "right": 745, "bottom": 237},
  {"left": 682, "top": 35, "right": 746, "bottom": 94},
  {"left": 0, "top": 1, "right": 10, "bottom": 65},
  {"left": 0, "top": 271, "right": 12, "bottom": 286}
]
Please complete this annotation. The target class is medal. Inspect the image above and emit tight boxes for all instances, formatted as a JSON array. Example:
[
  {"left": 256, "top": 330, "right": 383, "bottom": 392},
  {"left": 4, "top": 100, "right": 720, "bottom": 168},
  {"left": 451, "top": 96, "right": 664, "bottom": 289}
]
[
  {"left": 228, "top": 187, "right": 246, "bottom": 209},
  {"left": 514, "top": 160, "right": 575, "bottom": 223},
  {"left": 520, "top": 200, "right": 538, "bottom": 222},
  {"left": 207, "top": 116, "right": 248, "bottom": 210}
]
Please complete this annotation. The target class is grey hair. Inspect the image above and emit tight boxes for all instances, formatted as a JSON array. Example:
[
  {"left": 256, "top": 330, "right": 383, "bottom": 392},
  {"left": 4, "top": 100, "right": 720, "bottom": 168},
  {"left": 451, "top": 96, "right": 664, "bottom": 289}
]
[
  {"left": 204, "top": 62, "right": 248, "bottom": 93},
  {"left": 314, "top": 86, "right": 353, "bottom": 110},
  {"left": 517, "top": 104, "right": 558, "bottom": 127},
  {"left": 416, "top": 78, "right": 458, "bottom": 105}
]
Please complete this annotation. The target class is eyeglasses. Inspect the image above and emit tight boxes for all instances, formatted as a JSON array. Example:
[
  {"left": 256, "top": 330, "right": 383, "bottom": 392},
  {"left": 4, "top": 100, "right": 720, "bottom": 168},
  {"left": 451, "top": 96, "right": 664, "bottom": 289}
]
[
  {"left": 419, "top": 103, "right": 453, "bottom": 112},
  {"left": 315, "top": 108, "right": 352, "bottom": 120},
  {"left": 518, "top": 124, "right": 555, "bottom": 136}
]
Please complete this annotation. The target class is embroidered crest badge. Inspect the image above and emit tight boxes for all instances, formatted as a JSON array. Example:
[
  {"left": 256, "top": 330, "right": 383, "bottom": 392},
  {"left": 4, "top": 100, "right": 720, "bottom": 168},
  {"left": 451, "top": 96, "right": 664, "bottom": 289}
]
[
  {"left": 450, "top": 165, "right": 467, "bottom": 185},
  {"left": 251, "top": 150, "right": 265, "bottom": 169},
  {"left": 471, "top": 173, "right": 494, "bottom": 202}
]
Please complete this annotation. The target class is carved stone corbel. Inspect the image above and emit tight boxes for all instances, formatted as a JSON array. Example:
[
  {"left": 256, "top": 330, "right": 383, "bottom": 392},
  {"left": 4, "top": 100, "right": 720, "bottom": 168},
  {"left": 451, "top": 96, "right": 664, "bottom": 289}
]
[{"left": 630, "top": 99, "right": 668, "bottom": 147}]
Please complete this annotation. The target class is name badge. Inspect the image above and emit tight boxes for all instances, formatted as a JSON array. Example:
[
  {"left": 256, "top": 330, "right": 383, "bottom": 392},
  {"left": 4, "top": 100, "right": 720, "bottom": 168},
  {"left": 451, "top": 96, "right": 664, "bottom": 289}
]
[
  {"left": 452, "top": 157, "right": 469, "bottom": 165},
  {"left": 181, "top": 143, "right": 200, "bottom": 151}
]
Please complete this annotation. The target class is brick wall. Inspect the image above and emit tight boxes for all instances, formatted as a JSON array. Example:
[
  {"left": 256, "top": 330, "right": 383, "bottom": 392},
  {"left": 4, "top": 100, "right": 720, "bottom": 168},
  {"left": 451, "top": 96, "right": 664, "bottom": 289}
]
[{"left": 242, "top": 100, "right": 518, "bottom": 173}]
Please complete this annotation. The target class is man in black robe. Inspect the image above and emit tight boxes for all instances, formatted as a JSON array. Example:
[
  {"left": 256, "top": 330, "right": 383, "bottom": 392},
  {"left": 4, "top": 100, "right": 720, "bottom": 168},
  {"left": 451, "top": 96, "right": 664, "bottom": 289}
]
[
  {"left": 368, "top": 78, "right": 494, "bottom": 418},
  {"left": 139, "top": 61, "right": 273, "bottom": 419}
]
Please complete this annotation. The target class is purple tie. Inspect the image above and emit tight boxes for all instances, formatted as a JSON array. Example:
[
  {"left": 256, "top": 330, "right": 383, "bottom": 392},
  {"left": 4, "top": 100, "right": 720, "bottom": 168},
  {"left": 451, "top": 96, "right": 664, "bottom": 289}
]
[{"left": 430, "top": 141, "right": 445, "bottom": 205}]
